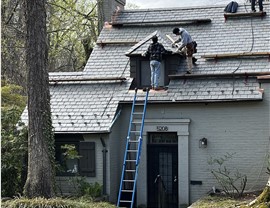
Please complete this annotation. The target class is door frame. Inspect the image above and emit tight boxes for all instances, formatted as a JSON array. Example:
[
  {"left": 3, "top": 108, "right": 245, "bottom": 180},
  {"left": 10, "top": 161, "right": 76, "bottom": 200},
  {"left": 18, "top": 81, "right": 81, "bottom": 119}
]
[
  {"left": 147, "top": 132, "right": 179, "bottom": 208},
  {"left": 133, "top": 119, "right": 191, "bottom": 207}
]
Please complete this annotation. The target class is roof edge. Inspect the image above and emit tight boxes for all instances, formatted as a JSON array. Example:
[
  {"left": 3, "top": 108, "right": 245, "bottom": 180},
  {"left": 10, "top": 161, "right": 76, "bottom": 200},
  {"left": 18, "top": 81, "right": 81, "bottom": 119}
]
[
  {"left": 123, "top": 3, "right": 270, "bottom": 12},
  {"left": 169, "top": 72, "right": 270, "bottom": 79},
  {"left": 119, "top": 98, "right": 263, "bottom": 104},
  {"left": 54, "top": 131, "right": 110, "bottom": 134}
]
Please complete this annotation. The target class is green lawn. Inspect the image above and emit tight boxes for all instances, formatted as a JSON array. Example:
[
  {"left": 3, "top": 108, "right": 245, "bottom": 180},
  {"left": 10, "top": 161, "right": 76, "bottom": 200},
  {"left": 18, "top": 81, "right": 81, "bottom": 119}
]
[{"left": 1, "top": 197, "right": 117, "bottom": 208}]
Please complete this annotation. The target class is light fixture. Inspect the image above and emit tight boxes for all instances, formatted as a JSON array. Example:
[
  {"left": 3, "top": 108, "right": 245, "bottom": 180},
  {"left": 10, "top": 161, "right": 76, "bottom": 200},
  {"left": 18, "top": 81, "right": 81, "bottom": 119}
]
[{"left": 199, "top": 137, "right": 207, "bottom": 148}]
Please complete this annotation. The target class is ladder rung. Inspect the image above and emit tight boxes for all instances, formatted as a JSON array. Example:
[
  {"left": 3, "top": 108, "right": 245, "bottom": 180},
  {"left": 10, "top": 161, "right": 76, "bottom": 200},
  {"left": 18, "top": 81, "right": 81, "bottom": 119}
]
[
  {"left": 130, "top": 130, "right": 140, "bottom": 133},
  {"left": 133, "top": 112, "right": 143, "bottom": 115},
  {"left": 123, "top": 180, "right": 135, "bottom": 182},
  {"left": 132, "top": 121, "right": 142, "bottom": 124},
  {"left": 121, "top": 189, "right": 133, "bottom": 192},
  {"left": 127, "top": 150, "right": 138, "bottom": 152},
  {"left": 126, "top": 160, "right": 136, "bottom": 162},
  {"left": 129, "top": 140, "right": 139, "bottom": 143},
  {"left": 120, "top": 200, "right": 132, "bottom": 203},
  {"left": 125, "top": 169, "right": 136, "bottom": 172}
]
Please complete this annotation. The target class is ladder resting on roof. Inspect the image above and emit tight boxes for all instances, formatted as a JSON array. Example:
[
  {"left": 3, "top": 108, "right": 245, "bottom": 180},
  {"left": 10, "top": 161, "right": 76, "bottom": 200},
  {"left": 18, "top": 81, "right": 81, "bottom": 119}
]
[{"left": 117, "top": 88, "right": 149, "bottom": 208}]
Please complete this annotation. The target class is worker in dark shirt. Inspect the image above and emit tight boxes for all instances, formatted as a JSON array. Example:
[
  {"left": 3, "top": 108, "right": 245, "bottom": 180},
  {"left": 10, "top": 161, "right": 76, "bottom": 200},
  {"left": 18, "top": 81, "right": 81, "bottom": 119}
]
[{"left": 142, "top": 35, "right": 172, "bottom": 90}]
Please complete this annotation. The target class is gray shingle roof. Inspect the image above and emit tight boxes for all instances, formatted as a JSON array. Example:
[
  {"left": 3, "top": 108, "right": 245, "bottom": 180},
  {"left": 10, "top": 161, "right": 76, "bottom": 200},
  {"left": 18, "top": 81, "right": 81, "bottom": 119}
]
[
  {"left": 125, "top": 30, "right": 173, "bottom": 55},
  {"left": 21, "top": 4, "right": 270, "bottom": 133}
]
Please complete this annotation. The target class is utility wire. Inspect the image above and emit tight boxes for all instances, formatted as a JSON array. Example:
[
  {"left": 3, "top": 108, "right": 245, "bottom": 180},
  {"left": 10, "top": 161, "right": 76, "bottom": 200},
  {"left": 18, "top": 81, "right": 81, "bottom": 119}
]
[{"left": 232, "top": 2, "right": 255, "bottom": 94}]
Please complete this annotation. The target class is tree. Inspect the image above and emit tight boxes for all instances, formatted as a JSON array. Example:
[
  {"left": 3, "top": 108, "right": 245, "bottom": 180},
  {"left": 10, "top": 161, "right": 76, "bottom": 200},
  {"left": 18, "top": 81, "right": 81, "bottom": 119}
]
[
  {"left": 1, "top": 0, "right": 27, "bottom": 90},
  {"left": 1, "top": 83, "right": 28, "bottom": 197},
  {"left": 47, "top": 0, "right": 98, "bottom": 72},
  {"left": 23, "top": 0, "right": 55, "bottom": 198},
  {"left": 250, "top": 160, "right": 270, "bottom": 206},
  {"left": 2, "top": 0, "right": 98, "bottom": 89}
]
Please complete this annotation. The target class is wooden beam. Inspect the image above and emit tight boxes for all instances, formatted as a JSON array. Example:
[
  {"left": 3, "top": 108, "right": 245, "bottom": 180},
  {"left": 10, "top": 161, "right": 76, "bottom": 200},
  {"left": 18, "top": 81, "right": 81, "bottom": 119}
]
[
  {"left": 111, "top": 19, "right": 212, "bottom": 27},
  {"left": 96, "top": 40, "right": 138, "bottom": 46},
  {"left": 257, "top": 75, "right": 270, "bottom": 79},
  {"left": 169, "top": 72, "right": 270, "bottom": 79},
  {"left": 49, "top": 77, "right": 127, "bottom": 83},
  {"left": 202, "top": 52, "right": 270, "bottom": 59},
  {"left": 224, "top": 11, "right": 266, "bottom": 19}
]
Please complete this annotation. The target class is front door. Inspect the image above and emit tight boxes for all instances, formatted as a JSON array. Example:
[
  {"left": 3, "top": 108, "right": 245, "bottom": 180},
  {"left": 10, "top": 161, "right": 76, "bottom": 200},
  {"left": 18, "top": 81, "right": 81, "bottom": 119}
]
[{"left": 147, "top": 132, "right": 178, "bottom": 208}]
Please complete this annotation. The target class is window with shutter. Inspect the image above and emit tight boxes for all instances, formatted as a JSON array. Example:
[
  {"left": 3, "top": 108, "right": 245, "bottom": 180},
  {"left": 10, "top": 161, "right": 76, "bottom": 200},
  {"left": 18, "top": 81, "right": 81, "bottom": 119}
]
[
  {"left": 79, "top": 142, "right": 96, "bottom": 177},
  {"left": 55, "top": 135, "right": 96, "bottom": 177}
]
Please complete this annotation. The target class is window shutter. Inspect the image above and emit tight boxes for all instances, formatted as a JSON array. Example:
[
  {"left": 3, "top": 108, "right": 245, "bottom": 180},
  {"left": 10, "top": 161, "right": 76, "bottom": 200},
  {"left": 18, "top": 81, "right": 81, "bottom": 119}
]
[{"left": 79, "top": 142, "right": 95, "bottom": 177}]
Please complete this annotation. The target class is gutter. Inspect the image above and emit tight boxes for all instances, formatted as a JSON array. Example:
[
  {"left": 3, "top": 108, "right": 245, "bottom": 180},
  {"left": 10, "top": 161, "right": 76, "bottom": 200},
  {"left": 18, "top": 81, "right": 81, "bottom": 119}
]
[
  {"left": 169, "top": 72, "right": 270, "bottom": 79},
  {"left": 119, "top": 98, "right": 263, "bottom": 104}
]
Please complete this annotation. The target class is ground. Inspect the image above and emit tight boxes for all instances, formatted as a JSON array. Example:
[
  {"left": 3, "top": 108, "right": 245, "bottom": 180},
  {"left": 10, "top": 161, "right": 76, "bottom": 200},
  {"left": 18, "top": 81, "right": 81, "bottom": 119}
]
[{"left": 189, "top": 191, "right": 270, "bottom": 208}]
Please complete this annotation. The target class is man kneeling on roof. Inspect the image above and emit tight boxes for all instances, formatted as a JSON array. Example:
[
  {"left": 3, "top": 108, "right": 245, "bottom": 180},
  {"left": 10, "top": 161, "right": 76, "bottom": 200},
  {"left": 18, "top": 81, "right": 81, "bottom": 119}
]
[{"left": 172, "top": 27, "right": 197, "bottom": 74}]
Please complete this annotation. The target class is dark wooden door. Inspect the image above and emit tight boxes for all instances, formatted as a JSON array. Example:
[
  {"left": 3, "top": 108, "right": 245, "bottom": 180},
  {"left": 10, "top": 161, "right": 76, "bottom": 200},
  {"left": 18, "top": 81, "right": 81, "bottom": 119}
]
[{"left": 147, "top": 133, "right": 178, "bottom": 208}]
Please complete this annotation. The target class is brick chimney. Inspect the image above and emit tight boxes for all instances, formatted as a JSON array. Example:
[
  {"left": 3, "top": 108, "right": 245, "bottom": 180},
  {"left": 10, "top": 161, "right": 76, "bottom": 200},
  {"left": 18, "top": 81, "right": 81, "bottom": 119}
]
[{"left": 98, "top": 0, "right": 126, "bottom": 32}]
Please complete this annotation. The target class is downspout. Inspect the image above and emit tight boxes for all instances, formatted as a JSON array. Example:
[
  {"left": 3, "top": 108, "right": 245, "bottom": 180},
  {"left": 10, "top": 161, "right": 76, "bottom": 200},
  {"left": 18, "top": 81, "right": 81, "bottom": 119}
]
[
  {"left": 100, "top": 137, "right": 108, "bottom": 195},
  {"left": 100, "top": 108, "right": 121, "bottom": 195}
]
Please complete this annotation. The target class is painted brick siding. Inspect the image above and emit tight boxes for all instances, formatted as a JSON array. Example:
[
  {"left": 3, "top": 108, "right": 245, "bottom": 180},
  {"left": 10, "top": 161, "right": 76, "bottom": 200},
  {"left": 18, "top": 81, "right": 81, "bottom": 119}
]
[
  {"left": 108, "top": 106, "right": 131, "bottom": 202},
  {"left": 113, "top": 83, "right": 270, "bottom": 205}
]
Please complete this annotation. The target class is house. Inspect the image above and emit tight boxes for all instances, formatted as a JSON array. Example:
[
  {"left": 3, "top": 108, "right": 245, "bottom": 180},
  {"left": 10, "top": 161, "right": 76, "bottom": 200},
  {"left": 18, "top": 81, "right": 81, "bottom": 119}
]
[{"left": 22, "top": 1, "right": 270, "bottom": 207}]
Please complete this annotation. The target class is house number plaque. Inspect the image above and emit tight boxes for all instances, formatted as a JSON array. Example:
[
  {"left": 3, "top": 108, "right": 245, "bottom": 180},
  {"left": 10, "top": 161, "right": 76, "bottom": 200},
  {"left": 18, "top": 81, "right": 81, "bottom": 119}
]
[{"left": 156, "top": 126, "right": 168, "bottom": 131}]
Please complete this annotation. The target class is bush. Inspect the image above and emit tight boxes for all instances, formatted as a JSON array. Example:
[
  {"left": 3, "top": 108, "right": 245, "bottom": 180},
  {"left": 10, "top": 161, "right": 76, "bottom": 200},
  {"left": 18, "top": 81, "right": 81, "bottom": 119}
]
[
  {"left": 71, "top": 177, "right": 102, "bottom": 198},
  {"left": 208, "top": 152, "right": 247, "bottom": 198},
  {"left": 1, "top": 83, "right": 28, "bottom": 197}
]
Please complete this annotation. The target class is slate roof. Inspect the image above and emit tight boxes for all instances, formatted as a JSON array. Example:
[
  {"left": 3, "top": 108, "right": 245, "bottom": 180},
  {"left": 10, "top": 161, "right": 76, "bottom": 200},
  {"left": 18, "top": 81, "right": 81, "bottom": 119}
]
[
  {"left": 125, "top": 30, "right": 173, "bottom": 55},
  {"left": 21, "top": 3, "right": 270, "bottom": 133}
]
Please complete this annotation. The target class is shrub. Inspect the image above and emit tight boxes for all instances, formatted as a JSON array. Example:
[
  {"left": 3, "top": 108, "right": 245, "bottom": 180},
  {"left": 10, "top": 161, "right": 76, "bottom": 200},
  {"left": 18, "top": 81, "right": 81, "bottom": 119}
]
[
  {"left": 208, "top": 152, "right": 247, "bottom": 198},
  {"left": 1, "top": 83, "right": 28, "bottom": 197}
]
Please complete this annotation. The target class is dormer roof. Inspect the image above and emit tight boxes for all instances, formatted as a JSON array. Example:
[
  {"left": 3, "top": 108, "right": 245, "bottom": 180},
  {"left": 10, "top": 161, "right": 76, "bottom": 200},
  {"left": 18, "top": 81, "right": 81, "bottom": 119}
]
[{"left": 125, "top": 30, "right": 173, "bottom": 56}]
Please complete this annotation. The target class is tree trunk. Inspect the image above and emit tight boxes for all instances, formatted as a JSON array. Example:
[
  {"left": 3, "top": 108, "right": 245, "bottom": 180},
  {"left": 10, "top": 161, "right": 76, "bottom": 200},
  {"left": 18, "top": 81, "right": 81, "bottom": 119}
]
[
  {"left": 257, "top": 177, "right": 270, "bottom": 203},
  {"left": 23, "top": 0, "right": 55, "bottom": 198}
]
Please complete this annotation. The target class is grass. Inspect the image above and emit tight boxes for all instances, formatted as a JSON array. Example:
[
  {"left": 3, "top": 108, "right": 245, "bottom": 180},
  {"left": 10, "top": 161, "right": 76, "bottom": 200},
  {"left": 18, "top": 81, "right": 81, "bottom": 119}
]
[
  {"left": 2, "top": 194, "right": 269, "bottom": 208},
  {"left": 1, "top": 197, "right": 117, "bottom": 208},
  {"left": 189, "top": 193, "right": 270, "bottom": 208}
]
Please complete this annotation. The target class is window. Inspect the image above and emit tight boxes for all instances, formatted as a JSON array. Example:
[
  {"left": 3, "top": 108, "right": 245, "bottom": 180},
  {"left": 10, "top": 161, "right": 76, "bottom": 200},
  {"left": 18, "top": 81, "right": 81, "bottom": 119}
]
[{"left": 55, "top": 134, "right": 96, "bottom": 177}]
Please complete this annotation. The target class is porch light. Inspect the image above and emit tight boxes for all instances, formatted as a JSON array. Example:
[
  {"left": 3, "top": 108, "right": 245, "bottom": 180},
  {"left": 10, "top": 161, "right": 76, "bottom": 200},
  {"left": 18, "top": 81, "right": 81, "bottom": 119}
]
[{"left": 199, "top": 137, "right": 207, "bottom": 148}]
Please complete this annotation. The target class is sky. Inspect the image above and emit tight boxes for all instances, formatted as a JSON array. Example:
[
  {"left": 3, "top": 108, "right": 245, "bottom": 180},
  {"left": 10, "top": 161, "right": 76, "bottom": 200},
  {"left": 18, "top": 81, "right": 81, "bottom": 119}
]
[{"left": 126, "top": 0, "right": 247, "bottom": 9}]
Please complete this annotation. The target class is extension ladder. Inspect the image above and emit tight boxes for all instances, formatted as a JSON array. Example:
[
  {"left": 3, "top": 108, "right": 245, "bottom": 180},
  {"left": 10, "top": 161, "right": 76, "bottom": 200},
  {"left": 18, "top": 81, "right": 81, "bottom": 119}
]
[{"left": 117, "top": 88, "right": 149, "bottom": 208}]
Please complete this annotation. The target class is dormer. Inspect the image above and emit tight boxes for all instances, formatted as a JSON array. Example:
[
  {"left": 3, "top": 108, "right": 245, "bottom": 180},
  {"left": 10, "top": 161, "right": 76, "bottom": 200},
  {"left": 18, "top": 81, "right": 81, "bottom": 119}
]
[{"left": 125, "top": 31, "right": 183, "bottom": 89}]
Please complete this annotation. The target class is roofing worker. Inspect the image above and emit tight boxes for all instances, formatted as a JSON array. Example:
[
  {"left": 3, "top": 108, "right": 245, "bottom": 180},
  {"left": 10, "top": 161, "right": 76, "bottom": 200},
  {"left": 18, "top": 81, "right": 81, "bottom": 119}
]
[
  {"left": 142, "top": 35, "right": 172, "bottom": 90},
  {"left": 172, "top": 27, "right": 197, "bottom": 74},
  {"left": 251, "top": 0, "right": 263, "bottom": 12}
]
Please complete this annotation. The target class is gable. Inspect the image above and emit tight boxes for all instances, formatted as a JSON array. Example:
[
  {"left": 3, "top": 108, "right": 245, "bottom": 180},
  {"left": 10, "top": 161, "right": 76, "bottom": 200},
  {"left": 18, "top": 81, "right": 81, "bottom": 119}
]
[{"left": 125, "top": 30, "right": 173, "bottom": 56}]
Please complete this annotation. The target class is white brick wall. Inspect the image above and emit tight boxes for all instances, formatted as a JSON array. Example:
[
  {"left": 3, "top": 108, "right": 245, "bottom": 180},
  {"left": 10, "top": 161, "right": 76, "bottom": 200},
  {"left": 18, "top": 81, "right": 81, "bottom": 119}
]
[{"left": 111, "top": 83, "right": 270, "bottom": 206}]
